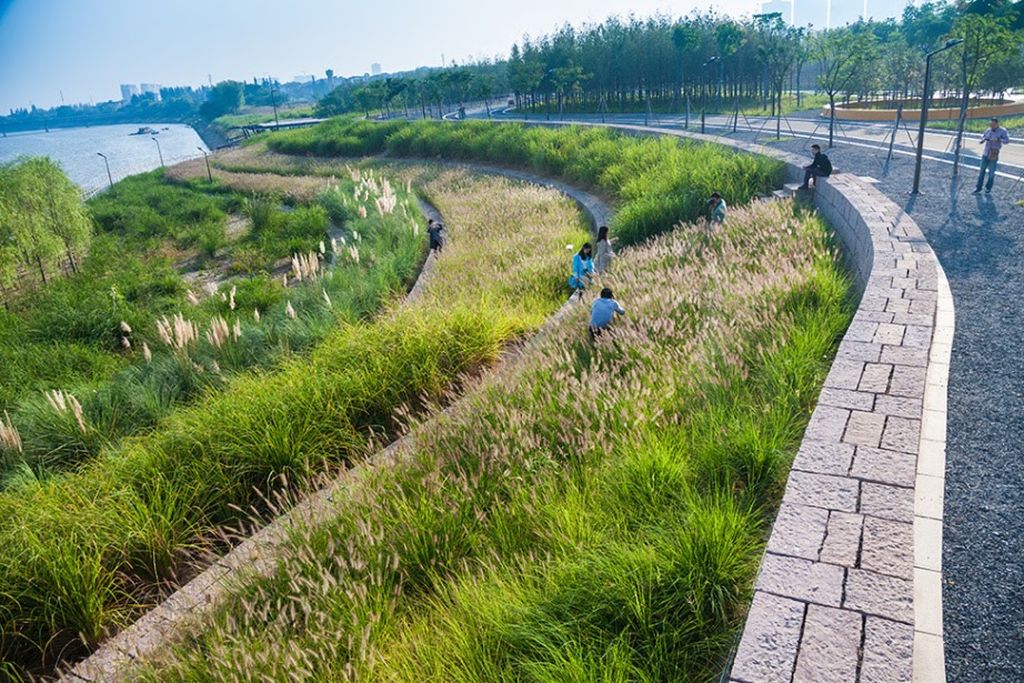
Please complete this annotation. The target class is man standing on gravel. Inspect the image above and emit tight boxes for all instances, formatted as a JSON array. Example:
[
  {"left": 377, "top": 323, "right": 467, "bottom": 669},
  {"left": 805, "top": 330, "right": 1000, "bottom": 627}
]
[{"left": 974, "top": 118, "right": 1010, "bottom": 195}]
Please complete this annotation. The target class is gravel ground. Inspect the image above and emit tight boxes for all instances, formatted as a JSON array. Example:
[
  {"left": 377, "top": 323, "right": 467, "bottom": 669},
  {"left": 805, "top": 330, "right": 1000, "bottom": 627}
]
[{"left": 716, "top": 128, "right": 1024, "bottom": 681}]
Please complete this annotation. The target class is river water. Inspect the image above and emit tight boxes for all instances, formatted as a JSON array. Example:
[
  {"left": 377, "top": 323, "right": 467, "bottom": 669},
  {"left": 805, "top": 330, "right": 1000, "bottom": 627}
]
[{"left": 0, "top": 123, "right": 209, "bottom": 194}]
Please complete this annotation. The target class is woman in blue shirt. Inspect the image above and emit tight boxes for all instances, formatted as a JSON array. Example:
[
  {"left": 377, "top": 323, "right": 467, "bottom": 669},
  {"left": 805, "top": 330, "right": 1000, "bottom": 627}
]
[{"left": 569, "top": 242, "right": 594, "bottom": 297}]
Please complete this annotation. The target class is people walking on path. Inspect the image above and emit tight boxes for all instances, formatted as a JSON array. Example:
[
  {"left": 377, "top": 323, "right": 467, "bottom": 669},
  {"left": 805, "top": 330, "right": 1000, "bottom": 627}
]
[
  {"left": 708, "top": 192, "right": 727, "bottom": 224},
  {"left": 427, "top": 219, "right": 445, "bottom": 253},
  {"left": 589, "top": 287, "right": 625, "bottom": 341},
  {"left": 594, "top": 226, "right": 616, "bottom": 273},
  {"left": 974, "top": 118, "right": 1010, "bottom": 195},
  {"left": 569, "top": 242, "right": 595, "bottom": 298},
  {"left": 799, "top": 144, "right": 832, "bottom": 189}
]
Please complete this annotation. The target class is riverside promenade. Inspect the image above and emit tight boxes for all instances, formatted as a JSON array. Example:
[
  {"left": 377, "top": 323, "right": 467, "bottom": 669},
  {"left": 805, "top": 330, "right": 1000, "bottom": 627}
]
[{"left": 477, "top": 109, "right": 1022, "bottom": 681}]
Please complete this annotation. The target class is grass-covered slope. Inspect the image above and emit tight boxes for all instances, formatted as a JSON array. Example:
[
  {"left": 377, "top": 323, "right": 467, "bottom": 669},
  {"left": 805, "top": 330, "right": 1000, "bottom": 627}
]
[
  {"left": 0, "top": 168, "right": 588, "bottom": 677},
  {"left": 265, "top": 118, "right": 785, "bottom": 246},
  {"left": 142, "top": 197, "right": 850, "bottom": 682}
]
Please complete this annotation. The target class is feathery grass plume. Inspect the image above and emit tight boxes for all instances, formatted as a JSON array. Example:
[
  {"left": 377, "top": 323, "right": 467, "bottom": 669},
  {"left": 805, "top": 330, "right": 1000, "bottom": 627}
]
[
  {"left": 253, "top": 308, "right": 261, "bottom": 323},
  {"left": 357, "top": 205, "right": 367, "bottom": 219},
  {"left": 319, "top": 241, "right": 326, "bottom": 255},
  {"left": 322, "top": 289, "right": 333, "bottom": 309},
  {"left": 0, "top": 411, "right": 22, "bottom": 453},
  {"left": 156, "top": 313, "right": 199, "bottom": 351},
  {"left": 186, "top": 290, "right": 200, "bottom": 306},
  {"left": 142, "top": 342, "right": 153, "bottom": 363},
  {"left": 119, "top": 321, "right": 132, "bottom": 334},
  {"left": 281, "top": 273, "right": 289, "bottom": 288},
  {"left": 348, "top": 246, "right": 360, "bottom": 264},
  {"left": 229, "top": 286, "right": 237, "bottom": 311},
  {"left": 206, "top": 316, "right": 230, "bottom": 348},
  {"left": 120, "top": 336, "right": 131, "bottom": 350},
  {"left": 285, "top": 301, "right": 297, "bottom": 319},
  {"left": 291, "top": 251, "right": 321, "bottom": 282},
  {"left": 45, "top": 389, "right": 88, "bottom": 435},
  {"left": 233, "top": 319, "right": 243, "bottom": 341}
]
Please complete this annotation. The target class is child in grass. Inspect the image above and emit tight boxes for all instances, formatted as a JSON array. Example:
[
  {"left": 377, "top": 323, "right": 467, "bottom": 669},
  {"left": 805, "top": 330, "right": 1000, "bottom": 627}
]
[
  {"left": 569, "top": 242, "right": 594, "bottom": 298},
  {"left": 589, "top": 287, "right": 625, "bottom": 341},
  {"left": 594, "top": 226, "right": 616, "bottom": 273},
  {"left": 708, "top": 192, "right": 727, "bottom": 224}
]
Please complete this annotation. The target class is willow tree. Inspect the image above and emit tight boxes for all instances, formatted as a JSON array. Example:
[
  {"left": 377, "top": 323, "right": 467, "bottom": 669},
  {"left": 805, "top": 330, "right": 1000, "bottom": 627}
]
[{"left": 0, "top": 157, "right": 92, "bottom": 291}]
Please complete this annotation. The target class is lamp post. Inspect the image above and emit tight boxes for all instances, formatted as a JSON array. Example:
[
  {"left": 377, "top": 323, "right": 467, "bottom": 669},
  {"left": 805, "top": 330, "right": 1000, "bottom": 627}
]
[
  {"left": 97, "top": 152, "right": 113, "bottom": 189},
  {"left": 198, "top": 147, "right": 213, "bottom": 183},
  {"left": 701, "top": 56, "right": 720, "bottom": 135},
  {"left": 151, "top": 137, "right": 164, "bottom": 167},
  {"left": 267, "top": 76, "right": 281, "bottom": 129},
  {"left": 912, "top": 38, "right": 964, "bottom": 194}
]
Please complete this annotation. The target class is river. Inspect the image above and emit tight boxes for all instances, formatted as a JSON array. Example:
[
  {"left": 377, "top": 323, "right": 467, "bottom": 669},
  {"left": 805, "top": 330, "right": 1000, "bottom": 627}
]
[{"left": 0, "top": 123, "right": 209, "bottom": 194}]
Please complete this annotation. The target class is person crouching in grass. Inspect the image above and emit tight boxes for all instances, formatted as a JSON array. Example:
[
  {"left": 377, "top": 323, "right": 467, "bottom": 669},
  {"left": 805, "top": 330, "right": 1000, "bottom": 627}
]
[{"left": 589, "top": 287, "right": 625, "bottom": 342}]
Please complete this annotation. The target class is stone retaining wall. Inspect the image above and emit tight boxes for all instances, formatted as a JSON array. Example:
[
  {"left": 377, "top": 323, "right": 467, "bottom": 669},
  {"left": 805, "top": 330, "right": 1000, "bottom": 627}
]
[{"left": 523, "top": 120, "right": 952, "bottom": 683}]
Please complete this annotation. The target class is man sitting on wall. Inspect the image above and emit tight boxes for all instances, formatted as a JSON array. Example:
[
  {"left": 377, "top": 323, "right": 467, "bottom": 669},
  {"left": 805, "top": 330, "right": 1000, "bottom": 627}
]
[{"left": 799, "top": 144, "right": 833, "bottom": 189}]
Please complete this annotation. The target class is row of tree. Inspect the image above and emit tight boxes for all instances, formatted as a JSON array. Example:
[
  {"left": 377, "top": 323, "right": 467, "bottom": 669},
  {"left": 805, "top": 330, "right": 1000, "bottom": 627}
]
[
  {"left": 0, "top": 158, "right": 92, "bottom": 293},
  {"left": 312, "top": 0, "right": 1023, "bottom": 144}
]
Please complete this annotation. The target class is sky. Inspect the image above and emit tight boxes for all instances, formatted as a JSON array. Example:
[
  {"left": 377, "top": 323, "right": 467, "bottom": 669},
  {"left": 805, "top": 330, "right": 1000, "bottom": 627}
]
[{"left": 0, "top": 0, "right": 911, "bottom": 113}]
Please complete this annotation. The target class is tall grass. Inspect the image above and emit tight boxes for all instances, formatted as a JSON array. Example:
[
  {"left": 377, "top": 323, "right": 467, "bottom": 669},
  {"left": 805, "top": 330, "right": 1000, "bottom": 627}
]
[
  {"left": 0, "top": 166, "right": 425, "bottom": 483},
  {"left": 139, "top": 198, "right": 850, "bottom": 682},
  {"left": 266, "top": 119, "right": 785, "bottom": 245},
  {"left": 0, "top": 169, "right": 588, "bottom": 676}
]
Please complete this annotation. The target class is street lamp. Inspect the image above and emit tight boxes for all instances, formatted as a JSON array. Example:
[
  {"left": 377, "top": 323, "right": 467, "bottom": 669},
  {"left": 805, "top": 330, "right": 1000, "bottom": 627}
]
[
  {"left": 911, "top": 38, "right": 964, "bottom": 194},
  {"left": 701, "top": 56, "right": 720, "bottom": 135},
  {"left": 151, "top": 137, "right": 164, "bottom": 167},
  {"left": 96, "top": 152, "right": 113, "bottom": 189},
  {"left": 198, "top": 147, "right": 213, "bottom": 183}
]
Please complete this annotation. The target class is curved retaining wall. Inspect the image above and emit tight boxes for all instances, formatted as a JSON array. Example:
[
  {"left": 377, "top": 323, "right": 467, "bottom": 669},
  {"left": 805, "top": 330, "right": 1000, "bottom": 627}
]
[
  {"left": 822, "top": 98, "right": 1024, "bottom": 122},
  {"left": 61, "top": 166, "right": 609, "bottom": 683},
  {"left": 580, "top": 124, "right": 953, "bottom": 683},
  {"left": 511, "top": 119, "right": 951, "bottom": 682}
]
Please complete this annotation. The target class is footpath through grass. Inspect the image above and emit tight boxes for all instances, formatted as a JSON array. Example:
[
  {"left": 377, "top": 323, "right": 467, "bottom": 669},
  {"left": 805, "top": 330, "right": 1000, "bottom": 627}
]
[
  {"left": 0, "top": 167, "right": 588, "bottom": 677},
  {"left": 142, "top": 195, "right": 850, "bottom": 681},
  {"left": 267, "top": 118, "right": 785, "bottom": 246}
]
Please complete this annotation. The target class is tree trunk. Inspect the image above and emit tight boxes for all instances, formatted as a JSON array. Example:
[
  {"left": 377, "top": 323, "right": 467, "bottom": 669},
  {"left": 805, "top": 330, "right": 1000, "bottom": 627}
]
[{"left": 828, "top": 93, "right": 836, "bottom": 148}]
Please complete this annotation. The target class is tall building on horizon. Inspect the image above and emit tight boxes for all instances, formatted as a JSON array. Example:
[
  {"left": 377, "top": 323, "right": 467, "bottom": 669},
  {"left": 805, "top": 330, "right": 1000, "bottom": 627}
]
[
  {"left": 371, "top": 63, "right": 382, "bottom": 76},
  {"left": 119, "top": 83, "right": 139, "bottom": 102},
  {"left": 140, "top": 83, "right": 161, "bottom": 101}
]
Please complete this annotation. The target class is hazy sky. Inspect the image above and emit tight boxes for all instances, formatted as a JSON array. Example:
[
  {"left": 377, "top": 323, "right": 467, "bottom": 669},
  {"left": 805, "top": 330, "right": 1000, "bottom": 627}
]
[{"left": 0, "top": 0, "right": 775, "bottom": 112}]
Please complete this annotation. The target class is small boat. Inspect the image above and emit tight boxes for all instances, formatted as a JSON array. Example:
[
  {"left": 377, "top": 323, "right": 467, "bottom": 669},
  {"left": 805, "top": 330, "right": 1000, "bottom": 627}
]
[{"left": 130, "top": 126, "right": 158, "bottom": 136}]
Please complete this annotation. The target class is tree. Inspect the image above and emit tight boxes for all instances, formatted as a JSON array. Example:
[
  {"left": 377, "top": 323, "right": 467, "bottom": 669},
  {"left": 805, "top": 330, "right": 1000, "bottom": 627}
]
[
  {"left": 199, "top": 80, "right": 244, "bottom": 121},
  {"left": 814, "top": 27, "right": 879, "bottom": 146}
]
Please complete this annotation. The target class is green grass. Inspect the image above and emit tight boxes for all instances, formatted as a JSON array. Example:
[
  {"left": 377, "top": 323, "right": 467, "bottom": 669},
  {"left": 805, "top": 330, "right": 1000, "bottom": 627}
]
[
  {"left": 0, "top": 167, "right": 424, "bottom": 483},
  {"left": 928, "top": 114, "right": 1024, "bottom": 133},
  {"left": 213, "top": 106, "right": 317, "bottom": 129},
  {"left": 0, "top": 168, "right": 588, "bottom": 676},
  {"left": 267, "top": 118, "right": 785, "bottom": 246},
  {"left": 139, "top": 197, "right": 850, "bottom": 682}
]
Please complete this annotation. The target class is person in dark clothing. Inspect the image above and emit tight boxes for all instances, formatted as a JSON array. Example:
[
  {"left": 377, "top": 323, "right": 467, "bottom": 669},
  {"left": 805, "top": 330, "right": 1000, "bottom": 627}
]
[
  {"left": 427, "top": 219, "right": 445, "bottom": 253},
  {"left": 800, "top": 144, "right": 833, "bottom": 189}
]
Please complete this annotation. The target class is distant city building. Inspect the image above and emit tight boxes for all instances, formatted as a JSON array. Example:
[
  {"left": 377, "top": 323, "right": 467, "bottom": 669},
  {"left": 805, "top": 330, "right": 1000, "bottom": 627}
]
[
  {"left": 119, "top": 83, "right": 139, "bottom": 102},
  {"left": 140, "top": 83, "right": 162, "bottom": 101},
  {"left": 292, "top": 74, "right": 315, "bottom": 83},
  {"left": 371, "top": 63, "right": 382, "bottom": 76}
]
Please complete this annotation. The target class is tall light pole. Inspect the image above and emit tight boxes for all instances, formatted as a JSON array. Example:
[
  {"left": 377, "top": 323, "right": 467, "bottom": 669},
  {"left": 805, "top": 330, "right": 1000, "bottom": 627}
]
[
  {"left": 151, "top": 137, "right": 164, "bottom": 167},
  {"left": 912, "top": 38, "right": 964, "bottom": 194},
  {"left": 198, "top": 147, "right": 213, "bottom": 183},
  {"left": 701, "top": 56, "right": 720, "bottom": 135},
  {"left": 266, "top": 76, "right": 280, "bottom": 129},
  {"left": 97, "top": 152, "right": 113, "bottom": 189}
]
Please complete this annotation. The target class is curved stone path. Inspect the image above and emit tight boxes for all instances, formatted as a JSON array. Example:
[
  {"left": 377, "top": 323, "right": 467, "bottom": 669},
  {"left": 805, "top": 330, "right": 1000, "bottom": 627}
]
[{"left": 61, "top": 163, "right": 610, "bottom": 683}]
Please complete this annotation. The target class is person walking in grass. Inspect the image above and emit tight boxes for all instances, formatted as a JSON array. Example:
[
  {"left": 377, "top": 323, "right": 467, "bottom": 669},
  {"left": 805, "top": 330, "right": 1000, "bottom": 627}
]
[
  {"left": 569, "top": 242, "right": 594, "bottom": 299},
  {"left": 708, "top": 192, "right": 727, "bottom": 224},
  {"left": 589, "top": 287, "right": 625, "bottom": 341},
  {"left": 594, "top": 226, "right": 616, "bottom": 273},
  {"left": 974, "top": 118, "right": 1010, "bottom": 195},
  {"left": 799, "top": 144, "right": 832, "bottom": 189},
  {"left": 427, "top": 218, "right": 445, "bottom": 253}
]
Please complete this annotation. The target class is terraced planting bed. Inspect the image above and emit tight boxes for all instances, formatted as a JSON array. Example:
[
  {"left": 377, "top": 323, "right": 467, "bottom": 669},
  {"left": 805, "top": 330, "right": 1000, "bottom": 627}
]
[
  {"left": 59, "top": 121, "right": 853, "bottom": 681},
  {"left": 0, "top": 155, "right": 593, "bottom": 678}
]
